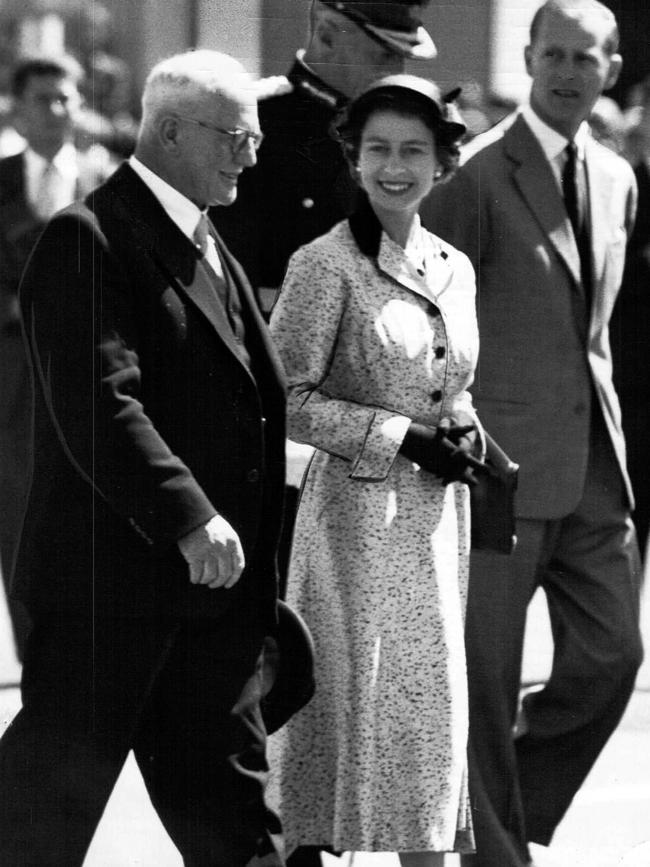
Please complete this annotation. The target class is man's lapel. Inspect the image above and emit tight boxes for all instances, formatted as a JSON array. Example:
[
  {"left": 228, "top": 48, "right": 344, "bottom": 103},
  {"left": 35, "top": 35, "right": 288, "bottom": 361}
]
[
  {"left": 108, "top": 164, "right": 253, "bottom": 370},
  {"left": 505, "top": 115, "right": 583, "bottom": 293},
  {"left": 584, "top": 138, "right": 614, "bottom": 296},
  {"left": 0, "top": 153, "right": 42, "bottom": 239},
  {"left": 214, "top": 228, "right": 287, "bottom": 393}
]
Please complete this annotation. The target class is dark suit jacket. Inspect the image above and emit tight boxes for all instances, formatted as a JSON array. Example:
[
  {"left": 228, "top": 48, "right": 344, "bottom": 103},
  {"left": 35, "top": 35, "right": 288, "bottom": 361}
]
[
  {"left": 0, "top": 149, "right": 113, "bottom": 333},
  {"left": 422, "top": 113, "right": 636, "bottom": 519},
  {"left": 14, "top": 163, "right": 286, "bottom": 624},
  {"left": 212, "top": 58, "right": 358, "bottom": 294}
]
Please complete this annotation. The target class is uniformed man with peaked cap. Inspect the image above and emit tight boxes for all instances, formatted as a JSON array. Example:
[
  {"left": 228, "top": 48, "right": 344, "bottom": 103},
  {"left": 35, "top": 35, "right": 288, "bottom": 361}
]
[{"left": 212, "top": 0, "right": 436, "bottom": 306}]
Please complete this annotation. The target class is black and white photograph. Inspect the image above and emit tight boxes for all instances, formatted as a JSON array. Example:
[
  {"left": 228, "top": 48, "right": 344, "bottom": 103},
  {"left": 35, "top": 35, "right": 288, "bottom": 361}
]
[{"left": 0, "top": 2, "right": 649, "bottom": 865}]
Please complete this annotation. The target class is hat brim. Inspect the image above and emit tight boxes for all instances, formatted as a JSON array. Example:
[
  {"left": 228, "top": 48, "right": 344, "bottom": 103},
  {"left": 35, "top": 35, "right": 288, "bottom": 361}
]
[
  {"left": 260, "top": 600, "right": 315, "bottom": 734},
  {"left": 364, "top": 24, "right": 437, "bottom": 60}
]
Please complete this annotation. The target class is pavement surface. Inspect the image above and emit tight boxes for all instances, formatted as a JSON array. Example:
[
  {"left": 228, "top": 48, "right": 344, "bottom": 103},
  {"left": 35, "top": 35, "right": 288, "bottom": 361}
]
[{"left": 1, "top": 569, "right": 649, "bottom": 866}]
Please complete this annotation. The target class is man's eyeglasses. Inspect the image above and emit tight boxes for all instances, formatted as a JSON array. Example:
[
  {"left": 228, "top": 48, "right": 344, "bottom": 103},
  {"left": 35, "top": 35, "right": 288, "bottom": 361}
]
[{"left": 176, "top": 116, "right": 264, "bottom": 152}]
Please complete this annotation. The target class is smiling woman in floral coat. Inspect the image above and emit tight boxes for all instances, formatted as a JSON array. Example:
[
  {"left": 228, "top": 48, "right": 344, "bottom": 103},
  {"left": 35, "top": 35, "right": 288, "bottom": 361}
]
[{"left": 269, "top": 75, "right": 483, "bottom": 866}]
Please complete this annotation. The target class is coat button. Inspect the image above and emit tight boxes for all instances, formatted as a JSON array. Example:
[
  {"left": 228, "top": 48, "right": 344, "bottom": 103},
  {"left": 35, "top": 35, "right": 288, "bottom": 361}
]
[
  {"left": 247, "top": 469, "right": 260, "bottom": 483},
  {"left": 431, "top": 390, "right": 442, "bottom": 403},
  {"left": 301, "top": 198, "right": 314, "bottom": 209},
  {"left": 435, "top": 346, "right": 446, "bottom": 359}
]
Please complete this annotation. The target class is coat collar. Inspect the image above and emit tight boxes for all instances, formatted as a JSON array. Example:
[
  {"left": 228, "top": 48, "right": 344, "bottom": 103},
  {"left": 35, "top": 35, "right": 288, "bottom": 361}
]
[
  {"left": 288, "top": 51, "right": 347, "bottom": 111},
  {"left": 584, "top": 136, "right": 617, "bottom": 294},
  {"left": 504, "top": 114, "right": 583, "bottom": 292},
  {"left": 0, "top": 153, "right": 39, "bottom": 238},
  {"left": 105, "top": 164, "right": 283, "bottom": 385},
  {"left": 348, "top": 191, "right": 454, "bottom": 304},
  {"left": 503, "top": 115, "right": 615, "bottom": 316}
]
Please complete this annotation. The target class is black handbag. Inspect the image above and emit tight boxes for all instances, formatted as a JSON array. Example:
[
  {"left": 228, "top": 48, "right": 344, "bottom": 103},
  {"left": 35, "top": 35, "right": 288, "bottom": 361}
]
[{"left": 470, "top": 431, "right": 519, "bottom": 554}]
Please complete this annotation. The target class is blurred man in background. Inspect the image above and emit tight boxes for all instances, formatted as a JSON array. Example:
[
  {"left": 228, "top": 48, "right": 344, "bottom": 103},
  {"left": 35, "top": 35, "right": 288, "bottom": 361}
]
[{"left": 0, "top": 54, "right": 114, "bottom": 660}]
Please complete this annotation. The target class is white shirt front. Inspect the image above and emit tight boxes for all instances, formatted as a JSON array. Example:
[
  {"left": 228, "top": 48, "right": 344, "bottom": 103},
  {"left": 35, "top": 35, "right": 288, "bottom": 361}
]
[
  {"left": 128, "top": 155, "right": 223, "bottom": 277},
  {"left": 25, "top": 142, "right": 79, "bottom": 219},
  {"left": 520, "top": 104, "right": 589, "bottom": 189}
]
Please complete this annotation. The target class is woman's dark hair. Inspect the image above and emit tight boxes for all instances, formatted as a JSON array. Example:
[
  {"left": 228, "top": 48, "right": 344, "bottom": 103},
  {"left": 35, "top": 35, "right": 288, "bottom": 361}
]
[{"left": 334, "top": 76, "right": 466, "bottom": 182}]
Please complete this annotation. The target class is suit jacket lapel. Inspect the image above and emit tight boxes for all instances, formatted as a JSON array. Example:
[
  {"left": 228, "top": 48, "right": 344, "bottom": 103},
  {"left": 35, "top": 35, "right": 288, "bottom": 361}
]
[
  {"left": 505, "top": 116, "right": 583, "bottom": 293},
  {"left": 107, "top": 165, "right": 255, "bottom": 372},
  {"left": 584, "top": 138, "right": 613, "bottom": 297},
  {"left": 0, "top": 153, "right": 41, "bottom": 240},
  {"left": 214, "top": 228, "right": 287, "bottom": 394}
]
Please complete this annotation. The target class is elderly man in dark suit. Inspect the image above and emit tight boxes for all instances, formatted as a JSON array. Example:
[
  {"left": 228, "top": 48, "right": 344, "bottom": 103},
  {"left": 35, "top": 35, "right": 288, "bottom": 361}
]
[
  {"left": 0, "top": 54, "right": 115, "bottom": 659},
  {"left": 423, "top": 2, "right": 643, "bottom": 865},
  {"left": 0, "top": 49, "right": 292, "bottom": 866}
]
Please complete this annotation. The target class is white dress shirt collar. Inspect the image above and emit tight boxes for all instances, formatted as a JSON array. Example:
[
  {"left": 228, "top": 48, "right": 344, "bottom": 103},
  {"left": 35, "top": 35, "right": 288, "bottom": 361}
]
[
  {"left": 520, "top": 104, "right": 590, "bottom": 186},
  {"left": 128, "top": 155, "right": 204, "bottom": 243}
]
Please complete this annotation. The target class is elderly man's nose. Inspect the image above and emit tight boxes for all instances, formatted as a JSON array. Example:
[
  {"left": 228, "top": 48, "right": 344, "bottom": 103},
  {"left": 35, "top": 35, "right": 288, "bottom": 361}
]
[{"left": 238, "top": 140, "right": 257, "bottom": 167}]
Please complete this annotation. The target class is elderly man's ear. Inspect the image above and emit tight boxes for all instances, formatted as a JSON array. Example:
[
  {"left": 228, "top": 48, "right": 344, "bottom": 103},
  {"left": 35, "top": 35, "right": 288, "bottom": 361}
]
[{"left": 159, "top": 116, "right": 182, "bottom": 151}]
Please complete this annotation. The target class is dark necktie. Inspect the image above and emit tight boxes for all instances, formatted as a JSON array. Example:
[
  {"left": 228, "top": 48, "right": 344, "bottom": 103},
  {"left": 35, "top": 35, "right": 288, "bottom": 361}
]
[{"left": 562, "top": 142, "right": 591, "bottom": 305}]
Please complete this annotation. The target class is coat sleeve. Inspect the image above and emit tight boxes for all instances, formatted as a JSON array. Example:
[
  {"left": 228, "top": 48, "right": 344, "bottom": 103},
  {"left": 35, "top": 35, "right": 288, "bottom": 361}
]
[
  {"left": 270, "top": 241, "right": 411, "bottom": 482},
  {"left": 20, "top": 209, "right": 217, "bottom": 549}
]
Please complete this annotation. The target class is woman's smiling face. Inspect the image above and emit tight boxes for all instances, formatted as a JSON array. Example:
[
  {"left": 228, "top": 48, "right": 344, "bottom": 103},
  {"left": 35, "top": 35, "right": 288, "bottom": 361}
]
[{"left": 357, "top": 110, "right": 438, "bottom": 219}]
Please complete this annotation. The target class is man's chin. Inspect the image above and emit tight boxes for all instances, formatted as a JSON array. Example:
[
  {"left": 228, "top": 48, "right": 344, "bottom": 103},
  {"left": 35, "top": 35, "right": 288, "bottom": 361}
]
[{"left": 212, "top": 189, "right": 238, "bottom": 208}]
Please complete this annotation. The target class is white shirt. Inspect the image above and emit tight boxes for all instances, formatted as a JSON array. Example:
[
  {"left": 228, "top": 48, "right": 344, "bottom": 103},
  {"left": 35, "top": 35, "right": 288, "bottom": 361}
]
[
  {"left": 25, "top": 142, "right": 78, "bottom": 218},
  {"left": 128, "top": 155, "right": 223, "bottom": 277},
  {"left": 520, "top": 104, "right": 589, "bottom": 189}
]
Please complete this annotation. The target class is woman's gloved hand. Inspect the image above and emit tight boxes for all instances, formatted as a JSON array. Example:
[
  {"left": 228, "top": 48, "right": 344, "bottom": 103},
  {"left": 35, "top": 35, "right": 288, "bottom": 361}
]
[{"left": 400, "top": 418, "right": 486, "bottom": 486}]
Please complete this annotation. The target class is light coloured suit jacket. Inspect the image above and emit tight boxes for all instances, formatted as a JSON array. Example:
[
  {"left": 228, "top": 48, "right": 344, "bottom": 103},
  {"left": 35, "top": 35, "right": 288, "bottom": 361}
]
[{"left": 422, "top": 112, "right": 637, "bottom": 519}]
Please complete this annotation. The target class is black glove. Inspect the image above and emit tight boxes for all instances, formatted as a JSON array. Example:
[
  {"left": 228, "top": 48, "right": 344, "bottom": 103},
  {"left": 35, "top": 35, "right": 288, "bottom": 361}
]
[{"left": 400, "top": 419, "right": 487, "bottom": 486}]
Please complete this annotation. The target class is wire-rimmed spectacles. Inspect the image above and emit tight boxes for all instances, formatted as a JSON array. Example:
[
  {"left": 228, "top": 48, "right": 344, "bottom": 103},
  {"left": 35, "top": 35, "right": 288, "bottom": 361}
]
[{"left": 176, "top": 115, "right": 264, "bottom": 152}]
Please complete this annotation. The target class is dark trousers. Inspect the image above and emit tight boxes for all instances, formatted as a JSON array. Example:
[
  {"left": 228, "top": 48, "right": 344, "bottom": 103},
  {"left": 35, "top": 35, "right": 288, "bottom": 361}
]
[
  {"left": 466, "top": 420, "right": 643, "bottom": 866},
  {"left": 0, "top": 610, "right": 284, "bottom": 866}
]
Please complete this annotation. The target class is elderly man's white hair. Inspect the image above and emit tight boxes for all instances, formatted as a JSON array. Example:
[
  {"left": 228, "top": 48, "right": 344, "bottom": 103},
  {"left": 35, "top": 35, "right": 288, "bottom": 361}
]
[{"left": 140, "top": 49, "right": 252, "bottom": 130}]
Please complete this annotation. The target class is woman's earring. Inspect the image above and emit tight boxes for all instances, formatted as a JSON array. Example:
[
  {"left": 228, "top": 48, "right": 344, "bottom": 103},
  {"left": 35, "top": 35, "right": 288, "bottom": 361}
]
[{"left": 433, "top": 168, "right": 443, "bottom": 180}]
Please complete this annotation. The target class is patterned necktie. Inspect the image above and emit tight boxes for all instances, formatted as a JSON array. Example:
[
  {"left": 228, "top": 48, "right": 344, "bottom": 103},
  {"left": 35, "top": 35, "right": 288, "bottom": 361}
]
[
  {"left": 193, "top": 213, "right": 223, "bottom": 277},
  {"left": 562, "top": 142, "right": 591, "bottom": 304},
  {"left": 193, "top": 212, "right": 210, "bottom": 257}
]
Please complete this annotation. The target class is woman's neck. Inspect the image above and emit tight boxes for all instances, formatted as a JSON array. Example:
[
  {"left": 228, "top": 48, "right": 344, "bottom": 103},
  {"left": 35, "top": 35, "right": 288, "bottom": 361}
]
[{"left": 372, "top": 204, "right": 419, "bottom": 249}]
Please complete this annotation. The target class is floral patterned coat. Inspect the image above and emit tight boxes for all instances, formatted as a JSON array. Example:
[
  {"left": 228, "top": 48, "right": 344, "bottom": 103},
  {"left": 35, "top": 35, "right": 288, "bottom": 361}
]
[{"left": 268, "top": 204, "right": 479, "bottom": 855}]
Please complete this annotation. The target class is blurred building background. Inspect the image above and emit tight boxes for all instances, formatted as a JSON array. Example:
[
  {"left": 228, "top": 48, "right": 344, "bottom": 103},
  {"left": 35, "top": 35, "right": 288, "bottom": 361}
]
[{"left": 0, "top": 0, "right": 649, "bottom": 147}]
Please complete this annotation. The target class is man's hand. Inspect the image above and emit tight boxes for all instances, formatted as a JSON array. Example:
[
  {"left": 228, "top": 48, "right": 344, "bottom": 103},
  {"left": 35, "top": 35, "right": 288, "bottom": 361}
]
[{"left": 177, "top": 514, "right": 245, "bottom": 589}]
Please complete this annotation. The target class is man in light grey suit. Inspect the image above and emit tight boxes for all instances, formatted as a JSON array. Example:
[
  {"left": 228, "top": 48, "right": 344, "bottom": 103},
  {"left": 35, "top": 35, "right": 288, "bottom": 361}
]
[{"left": 423, "top": 2, "right": 643, "bottom": 865}]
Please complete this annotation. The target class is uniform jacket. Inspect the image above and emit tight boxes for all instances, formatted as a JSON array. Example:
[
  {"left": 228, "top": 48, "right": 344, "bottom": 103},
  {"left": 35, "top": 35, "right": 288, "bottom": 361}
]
[
  {"left": 422, "top": 112, "right": 636, "bottom": 519},
  {"left": 212, "top": 57, "right": 358, "bottom": 293},
  {"left": 14, "top": 163, "right": 287, "bottom": 623},
  {"left": 0, "top": 148, "right": 114, "bottom": 334}
]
